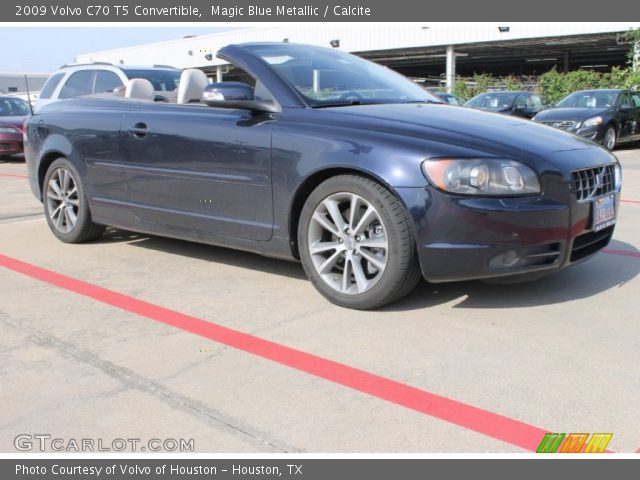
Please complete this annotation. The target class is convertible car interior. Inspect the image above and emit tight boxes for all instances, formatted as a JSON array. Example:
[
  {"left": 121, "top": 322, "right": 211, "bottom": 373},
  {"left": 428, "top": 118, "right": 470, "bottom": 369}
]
[{"left": 110, "top": 67, "right": 211, "bottom": 104}]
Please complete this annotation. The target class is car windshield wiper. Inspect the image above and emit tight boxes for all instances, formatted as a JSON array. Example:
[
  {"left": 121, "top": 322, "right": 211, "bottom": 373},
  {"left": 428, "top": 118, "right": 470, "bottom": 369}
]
[
  {"left": 397, "top": 99, "right": 441, "bottom": 104},
  {"left": 311, "top": 100, "right": 365, "bottom": 108}
]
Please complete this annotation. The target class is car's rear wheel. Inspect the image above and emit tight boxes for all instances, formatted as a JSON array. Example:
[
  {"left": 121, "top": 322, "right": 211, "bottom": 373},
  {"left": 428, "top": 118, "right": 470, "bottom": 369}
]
[
  {"left": 298, "top": 175, "right": 421, "bottom": 310},
  {"left": 43, "top": 158, "right": 105, "bottom": 243},
  {"left": 602, "top": 125, "right": 616, "bottom": 150}
]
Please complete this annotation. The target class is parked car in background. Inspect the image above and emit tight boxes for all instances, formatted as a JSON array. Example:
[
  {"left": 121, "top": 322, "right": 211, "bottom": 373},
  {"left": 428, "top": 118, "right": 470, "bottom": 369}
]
[
  {"left": 532, "top": 89, "right": 640, "bottom": 150},
  {"left": 35, "top": 63, "right": 182, "bottom": 111},
  {"left": 0, "top": 96, "right": 30, "bottom": 157},
  {"left": 426, "top": 88, "right": 464, "bottom": 105},
  {"left": 25, "top": 42, "right": 621, "bottom": 309},
  {"left": 465, "top": 91, "right": 546, "bottom": 119}
]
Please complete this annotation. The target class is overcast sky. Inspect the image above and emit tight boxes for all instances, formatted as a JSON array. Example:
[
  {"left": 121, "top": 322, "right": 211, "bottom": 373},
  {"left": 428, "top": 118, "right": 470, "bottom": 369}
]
[{"left": 0, "top": 27, "right": 235, "bottom": 73}]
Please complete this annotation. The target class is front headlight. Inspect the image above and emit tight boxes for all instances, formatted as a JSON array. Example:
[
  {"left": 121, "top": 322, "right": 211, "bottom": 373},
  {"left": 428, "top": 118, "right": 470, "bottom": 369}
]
[
  {"left": 0, "top": 127, "right": 19, "bottom": 134},
  {"left": 581, "top": 116, "right": 603, "bottom": 128},
  {"left": 422, "top": 158, "right": 541, "bottom": 196}
]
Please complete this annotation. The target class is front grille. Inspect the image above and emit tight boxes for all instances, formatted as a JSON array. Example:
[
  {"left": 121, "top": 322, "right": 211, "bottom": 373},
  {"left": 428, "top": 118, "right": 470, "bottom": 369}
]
[
  {"left": 571, "top": 165, "right": 615, "bottom": 201},
  {"left": 541, "top": 120, "right": 576, "bottom": 131},
  {"left": 570, "top": 226, "right": 614, "bottom": 262}
]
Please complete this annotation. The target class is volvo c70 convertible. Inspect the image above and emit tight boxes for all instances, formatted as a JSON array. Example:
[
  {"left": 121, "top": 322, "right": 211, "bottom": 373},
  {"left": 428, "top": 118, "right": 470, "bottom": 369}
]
[{"left": 25, "top": 43, "right": 622, "bottom": 309}]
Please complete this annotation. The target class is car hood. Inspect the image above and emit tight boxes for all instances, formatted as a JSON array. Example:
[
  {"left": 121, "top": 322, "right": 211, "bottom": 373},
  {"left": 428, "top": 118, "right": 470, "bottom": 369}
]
[
  {"left": 322, "top": 103, "right": 596, "bottom": 157},
  {"left": 534, "top": 107, "right": 611, "bottom": 122}
]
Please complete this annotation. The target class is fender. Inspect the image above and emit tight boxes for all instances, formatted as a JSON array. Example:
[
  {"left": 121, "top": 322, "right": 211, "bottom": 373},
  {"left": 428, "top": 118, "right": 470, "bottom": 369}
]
[{"left": 33, "top": 133, "right": 74, "bottom": 199}]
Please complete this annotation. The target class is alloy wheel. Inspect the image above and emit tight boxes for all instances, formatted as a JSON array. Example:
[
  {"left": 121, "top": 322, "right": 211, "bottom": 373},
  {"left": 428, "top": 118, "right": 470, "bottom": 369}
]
[
  {"left": 604, "top": 128, "right": 616, "bottom": 150},
  {"left": 46, "top": 167, "right": 80, "bottom": 233},
  {"left": 307, "top": 192, "right": 388, "bottom": 295}
]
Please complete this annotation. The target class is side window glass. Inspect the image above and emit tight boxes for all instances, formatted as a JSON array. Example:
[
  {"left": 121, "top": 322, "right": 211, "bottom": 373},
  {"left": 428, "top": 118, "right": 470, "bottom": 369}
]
[
  {"left": 619, "top": 94, "right": 632, "bottom": 108},
  {"left": 59, "top": 71, "right": 94, "bottom": 99},
  {"left": 39, "top": 73, "right": 65, "bottom": 99},
  {"left": 631, "top": 93, "right": 640, "bottom": 108},
  {"left": 515, "top": 95, "right": 527, "bottom": 108},
  {"left": 529, "top": 95, "right": 542, "bottom": 107},
  {"left": 94, "top": 71, "right": 124, "bottom": 93}
]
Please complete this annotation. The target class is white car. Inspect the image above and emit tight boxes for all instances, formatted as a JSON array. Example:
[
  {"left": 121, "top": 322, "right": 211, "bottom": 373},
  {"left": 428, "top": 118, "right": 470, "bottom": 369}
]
[{"left": 35, "top": 63, "right": 182, "bottom": 111}]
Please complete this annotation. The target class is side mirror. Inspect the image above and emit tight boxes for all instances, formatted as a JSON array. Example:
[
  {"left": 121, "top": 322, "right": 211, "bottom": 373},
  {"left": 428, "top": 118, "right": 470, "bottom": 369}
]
[
  {"left": 204, "top": 82, "right": 254, "bottom": 101},
  {"left": 202, "top": 82, "right": 280, "bottom": 113},
  {"left": 619, "top": 104, "right": 632, "bottom": 112}
]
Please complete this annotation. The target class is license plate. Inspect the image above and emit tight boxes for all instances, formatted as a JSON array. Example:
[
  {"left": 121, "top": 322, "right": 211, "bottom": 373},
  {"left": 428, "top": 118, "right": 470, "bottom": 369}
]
[{"left": 592, "top": 194, "right": 616, "bottom": 232}]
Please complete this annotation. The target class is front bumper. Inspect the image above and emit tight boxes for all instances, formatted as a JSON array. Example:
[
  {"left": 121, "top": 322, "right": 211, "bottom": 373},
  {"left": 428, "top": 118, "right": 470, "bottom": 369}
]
[
  {"left": 571, "top": 124, "right": 604, "bottom": 143},
  {"left": 0, "top": 134, "right": 23, "bottom": 155},
  {"left": 543, "top": 123, "right": 604, "bottom": 143},
  {"left": 396, "top": 182, "right": 619, "bottom": 283}
]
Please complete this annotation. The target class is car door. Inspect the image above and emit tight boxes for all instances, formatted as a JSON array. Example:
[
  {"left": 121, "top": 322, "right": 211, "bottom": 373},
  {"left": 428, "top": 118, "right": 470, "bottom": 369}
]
[
  {"left": 526, "top": 94, "right": 545, "bottom": 118},
  {"left": 512, "top": 94, "right": 528, "bottom": 117},
  {"left": 615, "top": 92, "right": 635, "bottom": 141},
  {"left": 120, "top": 102, "right": 274, "bottom": 241},
  {"left": 628, "top": 92, "right": 640, "bottom": 140},
  {"left": 513, "top": 93, "right": 542, "bottom": 119}
]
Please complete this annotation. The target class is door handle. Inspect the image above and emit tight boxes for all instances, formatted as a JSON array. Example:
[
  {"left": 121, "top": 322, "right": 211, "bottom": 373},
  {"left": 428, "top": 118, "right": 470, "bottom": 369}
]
[{"left": 127, "top": 122, "right": 149, "bottom": 138}]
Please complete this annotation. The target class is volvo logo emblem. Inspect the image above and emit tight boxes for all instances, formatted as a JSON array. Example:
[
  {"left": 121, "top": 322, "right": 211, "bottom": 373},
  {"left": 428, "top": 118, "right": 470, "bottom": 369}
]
[
  {"left": 344, "top": 236, "right": 356, "bottom": 250},
  {"left": 596, "top": 172, "right": 605, "bottom": 189}
]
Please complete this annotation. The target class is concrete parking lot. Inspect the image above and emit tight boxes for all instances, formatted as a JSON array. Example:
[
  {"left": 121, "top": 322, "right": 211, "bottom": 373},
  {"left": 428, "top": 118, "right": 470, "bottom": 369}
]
[{"left": 1, "top": 148, "right": 639, "bottom": 453}]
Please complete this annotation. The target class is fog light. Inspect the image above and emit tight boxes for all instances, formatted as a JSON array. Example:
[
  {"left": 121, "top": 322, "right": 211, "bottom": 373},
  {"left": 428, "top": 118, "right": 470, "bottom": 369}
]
[{"left": 489, "top": 250, "right": 520, "bottom": 269}]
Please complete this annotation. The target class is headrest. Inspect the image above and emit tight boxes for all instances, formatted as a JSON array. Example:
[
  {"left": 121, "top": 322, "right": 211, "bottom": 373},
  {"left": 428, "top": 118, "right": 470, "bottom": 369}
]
[
  {"left": 125, "top": 78, "right": 155, "bottom": 101},
  {"left": 177, "top": 69, "right": 209, "bottom": 104}
]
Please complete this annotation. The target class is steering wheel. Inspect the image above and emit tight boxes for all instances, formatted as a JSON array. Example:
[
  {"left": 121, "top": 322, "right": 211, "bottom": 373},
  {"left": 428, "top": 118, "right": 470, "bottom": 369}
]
[{"left": 338, "top": 91, "right": 364, "bottom": 102}]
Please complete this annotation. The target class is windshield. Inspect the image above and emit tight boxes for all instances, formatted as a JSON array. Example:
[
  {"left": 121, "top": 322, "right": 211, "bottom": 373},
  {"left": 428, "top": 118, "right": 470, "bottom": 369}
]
[
  {"left": 0, "top": 97, "right": 30, "bottom": 116},
  {"left": 556, "top": 90, "right": 619, "bottom": 108},
  {"left": 244, "top": 44, "right": 440, "bottom": 107},
  {"left": 465, "top": 92, "right": 519, "bottom": 109},
  {"left": 122, "top": 69, "right": 181, "bottom": 92}
]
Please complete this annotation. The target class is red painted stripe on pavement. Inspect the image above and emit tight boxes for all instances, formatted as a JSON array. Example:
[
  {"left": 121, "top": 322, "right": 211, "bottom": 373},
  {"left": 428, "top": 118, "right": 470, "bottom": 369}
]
[
  {"left": 0, "top": 173, "right": 28, "bottom": 179},
  {"left": 0, "top": 254, "right": 560, "bottom": 452},
  {"left": 621, "top": 199, "right": 640, "bottom": 205},
  {"left": 603, "top": 248, "right": 640, "bottom": 258}
]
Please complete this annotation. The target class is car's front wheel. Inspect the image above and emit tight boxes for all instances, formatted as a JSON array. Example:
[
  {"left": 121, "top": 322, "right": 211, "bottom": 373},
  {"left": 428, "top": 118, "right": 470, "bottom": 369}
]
[
  {"left": 43, "top": 157, "right": 105, "bottom": 243},
  {"left": 298, "top": 175, "right": 421, "bottom": 310},
  {"left": 602, "top": 125, "right": 616, "bottom": 151}
]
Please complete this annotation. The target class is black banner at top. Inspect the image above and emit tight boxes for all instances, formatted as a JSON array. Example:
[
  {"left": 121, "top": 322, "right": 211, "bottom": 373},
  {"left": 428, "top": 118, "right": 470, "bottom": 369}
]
[{"left": 3, "top": 0, "right": 640, "bottom": 22}]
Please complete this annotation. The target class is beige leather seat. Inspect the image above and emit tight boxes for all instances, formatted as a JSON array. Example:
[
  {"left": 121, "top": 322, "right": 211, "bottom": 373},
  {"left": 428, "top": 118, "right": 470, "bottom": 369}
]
[
  {"left": 177, "top": 69, "right": 210, "bottom": 104},
  {"left": 124, "top": 78, "right": 155, "bottom": 101}
]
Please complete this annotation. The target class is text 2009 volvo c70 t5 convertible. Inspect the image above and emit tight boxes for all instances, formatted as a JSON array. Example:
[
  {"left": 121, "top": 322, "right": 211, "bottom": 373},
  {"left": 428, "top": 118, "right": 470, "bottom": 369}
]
[{"left": 25, "top": 43, "right": 621, "bottom": 309}]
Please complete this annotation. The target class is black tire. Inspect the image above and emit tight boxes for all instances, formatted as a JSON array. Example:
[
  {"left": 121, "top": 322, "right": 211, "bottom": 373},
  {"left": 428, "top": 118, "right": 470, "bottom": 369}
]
[
  {"left": 42, "top": 157, "right": 105, "bottom": 243},
  {"left": 602, "top": 125, "right": 616, "bottom": 151},
  {"left": 298, "top": 174, "right": 421, "bottom": 310}
]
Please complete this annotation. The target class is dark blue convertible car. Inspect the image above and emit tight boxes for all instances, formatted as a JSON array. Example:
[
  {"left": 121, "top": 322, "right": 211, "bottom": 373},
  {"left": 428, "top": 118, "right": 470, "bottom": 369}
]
[{"left": 25, "top": 43, "right": 621, "bottom": 309}]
